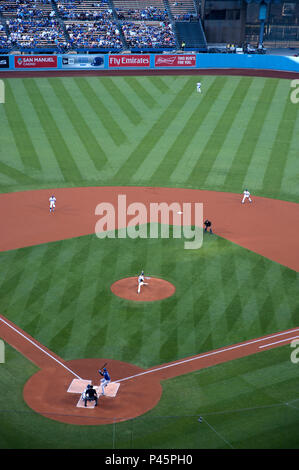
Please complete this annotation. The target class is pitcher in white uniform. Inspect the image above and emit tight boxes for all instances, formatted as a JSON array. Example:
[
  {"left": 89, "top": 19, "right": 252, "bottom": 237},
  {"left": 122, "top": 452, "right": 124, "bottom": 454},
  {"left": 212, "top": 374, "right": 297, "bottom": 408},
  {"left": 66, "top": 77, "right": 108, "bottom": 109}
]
[{"left": 137, "top": 270, "right": 148, "bottom": 294}]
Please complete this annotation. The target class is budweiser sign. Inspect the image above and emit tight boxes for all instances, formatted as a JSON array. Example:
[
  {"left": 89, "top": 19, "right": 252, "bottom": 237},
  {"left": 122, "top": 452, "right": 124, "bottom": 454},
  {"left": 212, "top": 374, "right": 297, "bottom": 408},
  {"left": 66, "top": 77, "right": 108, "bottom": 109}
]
[
  {"left": 155, "top": 55, "right": 196, "bottom": 67},
  {"left": 109, "top": 54, "right": 150, "bottom": 68}
]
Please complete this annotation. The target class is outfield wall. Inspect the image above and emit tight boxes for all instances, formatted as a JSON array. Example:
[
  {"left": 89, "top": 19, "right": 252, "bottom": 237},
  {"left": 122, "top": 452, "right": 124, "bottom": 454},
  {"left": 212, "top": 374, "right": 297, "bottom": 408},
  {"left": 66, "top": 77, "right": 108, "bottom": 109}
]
[{"left": 1, "top": 53, "right": 299, "bottom": 73}]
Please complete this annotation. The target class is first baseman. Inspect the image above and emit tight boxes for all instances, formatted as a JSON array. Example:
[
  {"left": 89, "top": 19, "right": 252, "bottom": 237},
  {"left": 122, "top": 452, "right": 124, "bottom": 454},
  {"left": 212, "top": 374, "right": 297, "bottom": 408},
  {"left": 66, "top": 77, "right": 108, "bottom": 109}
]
[{"left": 49, "top": 195, "right": 56, "bottom": 213}]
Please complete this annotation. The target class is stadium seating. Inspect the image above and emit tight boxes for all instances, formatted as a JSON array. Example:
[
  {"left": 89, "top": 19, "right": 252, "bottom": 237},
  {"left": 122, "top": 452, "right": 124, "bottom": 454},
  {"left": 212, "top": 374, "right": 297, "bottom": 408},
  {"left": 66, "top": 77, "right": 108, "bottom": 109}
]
[
  {"left": 0, "top": 0, "right": 207, "bottom": 52},
  {"left": 121, "top": 20, "right": 175, "bottom": 49},
  {"left": 55, "top": 0, "right": 113, "bottom": 20},
  {"left": 169, "top": 0, "right": 197, "bottom": 22},
  {"left": 113, "top": 0, "right": 168, "bottom": 21},
  {"left": 65, "top": 19, "right": 122, "bottom": 49}
]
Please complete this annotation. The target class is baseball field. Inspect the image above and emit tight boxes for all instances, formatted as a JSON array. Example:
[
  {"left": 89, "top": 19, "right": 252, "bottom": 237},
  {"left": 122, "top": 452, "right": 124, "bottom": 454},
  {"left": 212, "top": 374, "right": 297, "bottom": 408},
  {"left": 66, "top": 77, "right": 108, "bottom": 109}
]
[{"left": 0, "top": 72, "right": 299, "bottom": 449}]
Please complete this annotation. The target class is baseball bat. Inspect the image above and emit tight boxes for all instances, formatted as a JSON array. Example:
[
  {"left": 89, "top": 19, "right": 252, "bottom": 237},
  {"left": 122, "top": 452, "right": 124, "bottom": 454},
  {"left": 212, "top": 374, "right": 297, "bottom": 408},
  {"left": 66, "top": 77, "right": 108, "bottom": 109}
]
[{"left": 99, "top": 362, "right": 108, "bottom": 370}]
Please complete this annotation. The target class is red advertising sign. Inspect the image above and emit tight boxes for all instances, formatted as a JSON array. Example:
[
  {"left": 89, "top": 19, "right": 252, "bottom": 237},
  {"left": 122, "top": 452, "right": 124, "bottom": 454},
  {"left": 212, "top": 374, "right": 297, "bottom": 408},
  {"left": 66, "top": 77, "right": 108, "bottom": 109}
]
[
  {"left": 109, "top": 54, "right": 150, "bottom": 68},
  {"left": 155, "top": 54, "right": 196, "bottom": 67},
  {"left": 14, "top": 55, "right": 58, "bottom": 68}
]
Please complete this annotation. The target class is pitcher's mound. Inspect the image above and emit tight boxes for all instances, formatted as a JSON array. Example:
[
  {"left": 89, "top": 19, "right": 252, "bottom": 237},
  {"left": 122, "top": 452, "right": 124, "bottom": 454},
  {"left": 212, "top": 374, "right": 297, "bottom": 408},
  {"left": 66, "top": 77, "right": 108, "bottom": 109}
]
[{"left": 111, "top": 277, "right": 175, "bottom": 302}]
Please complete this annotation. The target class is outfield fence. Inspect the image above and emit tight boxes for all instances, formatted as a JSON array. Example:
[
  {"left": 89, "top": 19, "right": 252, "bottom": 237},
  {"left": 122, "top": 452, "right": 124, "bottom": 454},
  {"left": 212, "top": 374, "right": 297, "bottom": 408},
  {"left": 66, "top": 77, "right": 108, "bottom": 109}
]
[{"left": 0, "top": 53, "right": 299, "bottom": 73}]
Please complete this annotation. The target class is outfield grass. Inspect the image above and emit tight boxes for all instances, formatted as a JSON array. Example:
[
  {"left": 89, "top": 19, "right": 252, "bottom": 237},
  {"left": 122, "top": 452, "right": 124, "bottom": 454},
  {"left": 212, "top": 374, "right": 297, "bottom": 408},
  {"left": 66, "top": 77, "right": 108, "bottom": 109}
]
[
  {"left": 0, "top": 74, "right": 298, "bottom": 449},
  {"left": 0, "top": 343, "right": 298, "bottom": 449},
  {"left": 0, "top": 75, "right": 298, "bottom": 202},
  {"left": 0, "top": 230, "right": 298, "bottom": 448}
]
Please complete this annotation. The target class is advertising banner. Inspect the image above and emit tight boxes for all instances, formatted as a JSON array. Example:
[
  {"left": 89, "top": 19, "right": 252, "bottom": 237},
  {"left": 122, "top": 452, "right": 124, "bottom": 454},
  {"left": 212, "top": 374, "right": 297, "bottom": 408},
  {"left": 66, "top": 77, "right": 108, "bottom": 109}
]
[
  {"left": 109, "top": 54, "right": 150, "bottom": 68},
  {"left": 155, "top": 54, "right": 196, "bottom": 67},
  {"left": 0, "top": 56, "right": 9, "bottom": 69},
  {"left": 14, "top": 55, "right": 58, "bottom": 68},
  {"left": 62, "top": 55, "right": 104, "bottom": 68}
]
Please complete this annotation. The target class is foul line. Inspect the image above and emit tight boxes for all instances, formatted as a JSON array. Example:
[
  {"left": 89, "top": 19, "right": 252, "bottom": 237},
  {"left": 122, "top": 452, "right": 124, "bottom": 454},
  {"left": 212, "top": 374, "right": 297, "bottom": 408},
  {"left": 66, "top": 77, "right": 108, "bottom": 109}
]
[
  {"left": 0, "top": 316, "right": 82, "bottom": 380},
  {"left": 1, "top": 313, "right": 298, "bottom": 385},
  {"left": 115, "top": 328, "right": 299, "bottom": 384},
  {"left": 259, "top": 336, "right": 299, "bottom": 349}
]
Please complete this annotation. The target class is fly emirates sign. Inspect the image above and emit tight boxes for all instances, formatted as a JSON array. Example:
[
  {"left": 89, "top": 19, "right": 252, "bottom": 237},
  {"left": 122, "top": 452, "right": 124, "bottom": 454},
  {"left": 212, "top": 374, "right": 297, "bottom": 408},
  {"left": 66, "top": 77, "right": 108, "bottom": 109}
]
[{"left": 109, "top": 54, "right": 150, "bottom": 68}]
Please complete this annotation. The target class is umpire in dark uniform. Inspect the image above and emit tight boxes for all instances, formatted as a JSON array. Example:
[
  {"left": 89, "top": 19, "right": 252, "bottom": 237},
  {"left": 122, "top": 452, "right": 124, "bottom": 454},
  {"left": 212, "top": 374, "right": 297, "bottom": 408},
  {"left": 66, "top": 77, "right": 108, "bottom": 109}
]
[
  {"left": 204, "top": 219, "right": 213, "bottom": 234},
  {"left": 84, "top": 384, "right": 98, "bottom": 407}
]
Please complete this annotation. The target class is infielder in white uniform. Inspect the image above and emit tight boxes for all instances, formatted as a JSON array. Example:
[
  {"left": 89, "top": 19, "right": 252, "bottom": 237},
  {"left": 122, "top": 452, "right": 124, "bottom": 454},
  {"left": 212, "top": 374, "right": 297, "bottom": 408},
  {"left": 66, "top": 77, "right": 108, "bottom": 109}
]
[
  {"left": 49, "top": 195, "right": 56, "bottom": 213},
  {"left": 196, "top": 82, "right": 202, "bottom": 93},
  {"left": 137, "top": 270, "right": 148, "bottom": 294},
  {"left": 242, "top": 189, "right": 252, "bottom": 204}
]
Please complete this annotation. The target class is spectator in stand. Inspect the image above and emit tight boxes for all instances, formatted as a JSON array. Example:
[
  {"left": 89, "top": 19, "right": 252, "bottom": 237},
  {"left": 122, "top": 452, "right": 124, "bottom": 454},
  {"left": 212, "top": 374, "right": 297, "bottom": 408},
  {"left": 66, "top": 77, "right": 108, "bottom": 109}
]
[{"left": 122, "top": 21, "right": 175, "bottom": 49}]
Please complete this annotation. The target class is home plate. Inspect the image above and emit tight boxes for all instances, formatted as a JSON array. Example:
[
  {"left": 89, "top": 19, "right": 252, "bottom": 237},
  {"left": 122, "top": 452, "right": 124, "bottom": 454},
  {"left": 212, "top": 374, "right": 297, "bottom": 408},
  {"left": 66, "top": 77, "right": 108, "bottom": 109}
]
[
  {"left": 94, "top": 382, "right": 120, "bottom": 397},
  {"left": 67, "top": 379, "right": 91, "bottom": 393},
  {"left": 76, "top": 396, "right": 96, "bottom": 409}
]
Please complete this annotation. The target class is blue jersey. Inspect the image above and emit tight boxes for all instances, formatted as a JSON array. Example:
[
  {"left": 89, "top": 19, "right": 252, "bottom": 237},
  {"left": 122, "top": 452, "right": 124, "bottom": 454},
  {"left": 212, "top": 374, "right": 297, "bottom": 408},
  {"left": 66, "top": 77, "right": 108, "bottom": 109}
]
[
  {"left": 103, "top": 370, "right": 110, "bottom": 380},
  {"left": 99, "top": 369, "right": 110, "bottom": 381}
]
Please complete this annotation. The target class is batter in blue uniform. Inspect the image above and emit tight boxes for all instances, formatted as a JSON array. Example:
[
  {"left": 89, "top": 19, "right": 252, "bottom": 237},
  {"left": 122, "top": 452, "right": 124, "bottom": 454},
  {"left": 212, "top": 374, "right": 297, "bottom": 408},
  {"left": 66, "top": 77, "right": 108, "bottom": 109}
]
[{"left": 98, "top": 367, "right": 111, "bottom": 395}]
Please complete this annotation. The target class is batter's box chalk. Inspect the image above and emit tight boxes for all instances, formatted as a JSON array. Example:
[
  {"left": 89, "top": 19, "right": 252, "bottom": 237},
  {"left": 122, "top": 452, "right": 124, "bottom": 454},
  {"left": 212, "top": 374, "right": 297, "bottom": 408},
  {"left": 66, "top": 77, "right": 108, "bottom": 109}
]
[
  {"left": 94, "top": 382, "right": 120, "bottom": 398},
  {"left": 67, "top": 378, "right": 91, "bottom": 394}
]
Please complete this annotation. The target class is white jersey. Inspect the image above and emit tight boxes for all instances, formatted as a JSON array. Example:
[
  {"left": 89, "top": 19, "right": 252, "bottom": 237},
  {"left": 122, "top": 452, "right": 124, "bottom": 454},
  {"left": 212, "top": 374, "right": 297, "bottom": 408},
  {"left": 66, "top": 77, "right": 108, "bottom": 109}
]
[
  {"left": 49, "top": 196, "right": 56, "bottom": 206},
  {"left": 197, "top": 82, "right": 201, "bottom": 89},
  {"left": 243, "top": 190, "right": 250, "bottom": 198},
  {"left": 138, "top": 275, "right": 144, "bottom": 284}
]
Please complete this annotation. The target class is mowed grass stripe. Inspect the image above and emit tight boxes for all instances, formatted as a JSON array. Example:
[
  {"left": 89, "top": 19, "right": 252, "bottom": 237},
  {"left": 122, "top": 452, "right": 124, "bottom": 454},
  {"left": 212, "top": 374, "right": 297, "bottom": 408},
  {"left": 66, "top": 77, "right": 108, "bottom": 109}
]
[
  {"left": 0, "top": 160, "right": 36, "bottom": 186},
  {"left": 279, "top": 93, "right": 299, "bottom": 200},
  {"left": 262, "top": 91, "right": 298, "bottom": 198},
  {"left": 3, "top": 81, "right": 41, "bottom": 171},
  {"left": 239, "top": 80, "right": 287, "bottom": 193},
  {"left": 47, "top": 78, "right": 107, "bottom": 171},
  {"left": 8, "top": 79, "right": 64, "bottom": 180},
  {"left": 37, "top": 78, "right": 103, "bottom": 180},
  {"left": 113, "top": 76, "right": 194, "bottom": 181},
  {"left": 169, "top": 77, "right": 241, "bottom": 184},
  {"left": 75, "top": 77, "right": 126, "bottom": 146},
  {"left": 147, "top": 75, "right": 170, "bottom": 94},
  {"left": 133, "top": 77, "right": 218, "bottom": 182},
  {"left": 98, "top": 77, "right": 142, "bottom": 126},
  {"left": 151, "top": 76, "right": 224, "bottom": 183},
  {"left": 202, "top": 78, "right": 265, "bottom": 190},
  {"left": 0, "top": 247, "right": 37, "bottom": 312},
  {"left": 223, "top": 78, "right": 279, "bottom": 191},
  {"left": 23, "top": 79, "right": 82, "bottom": 183},
  {"left": 187, "top": 77, "right": 254, "bottom": 188},
  {"left": 123, "top": 76, "right": 157, "bottom": 109},
  {"left": 121, "top": 242, "right": 147, "bottom": 363},
  {"left": 0, "top": 93, "right": 25, "bottom": 171}
]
